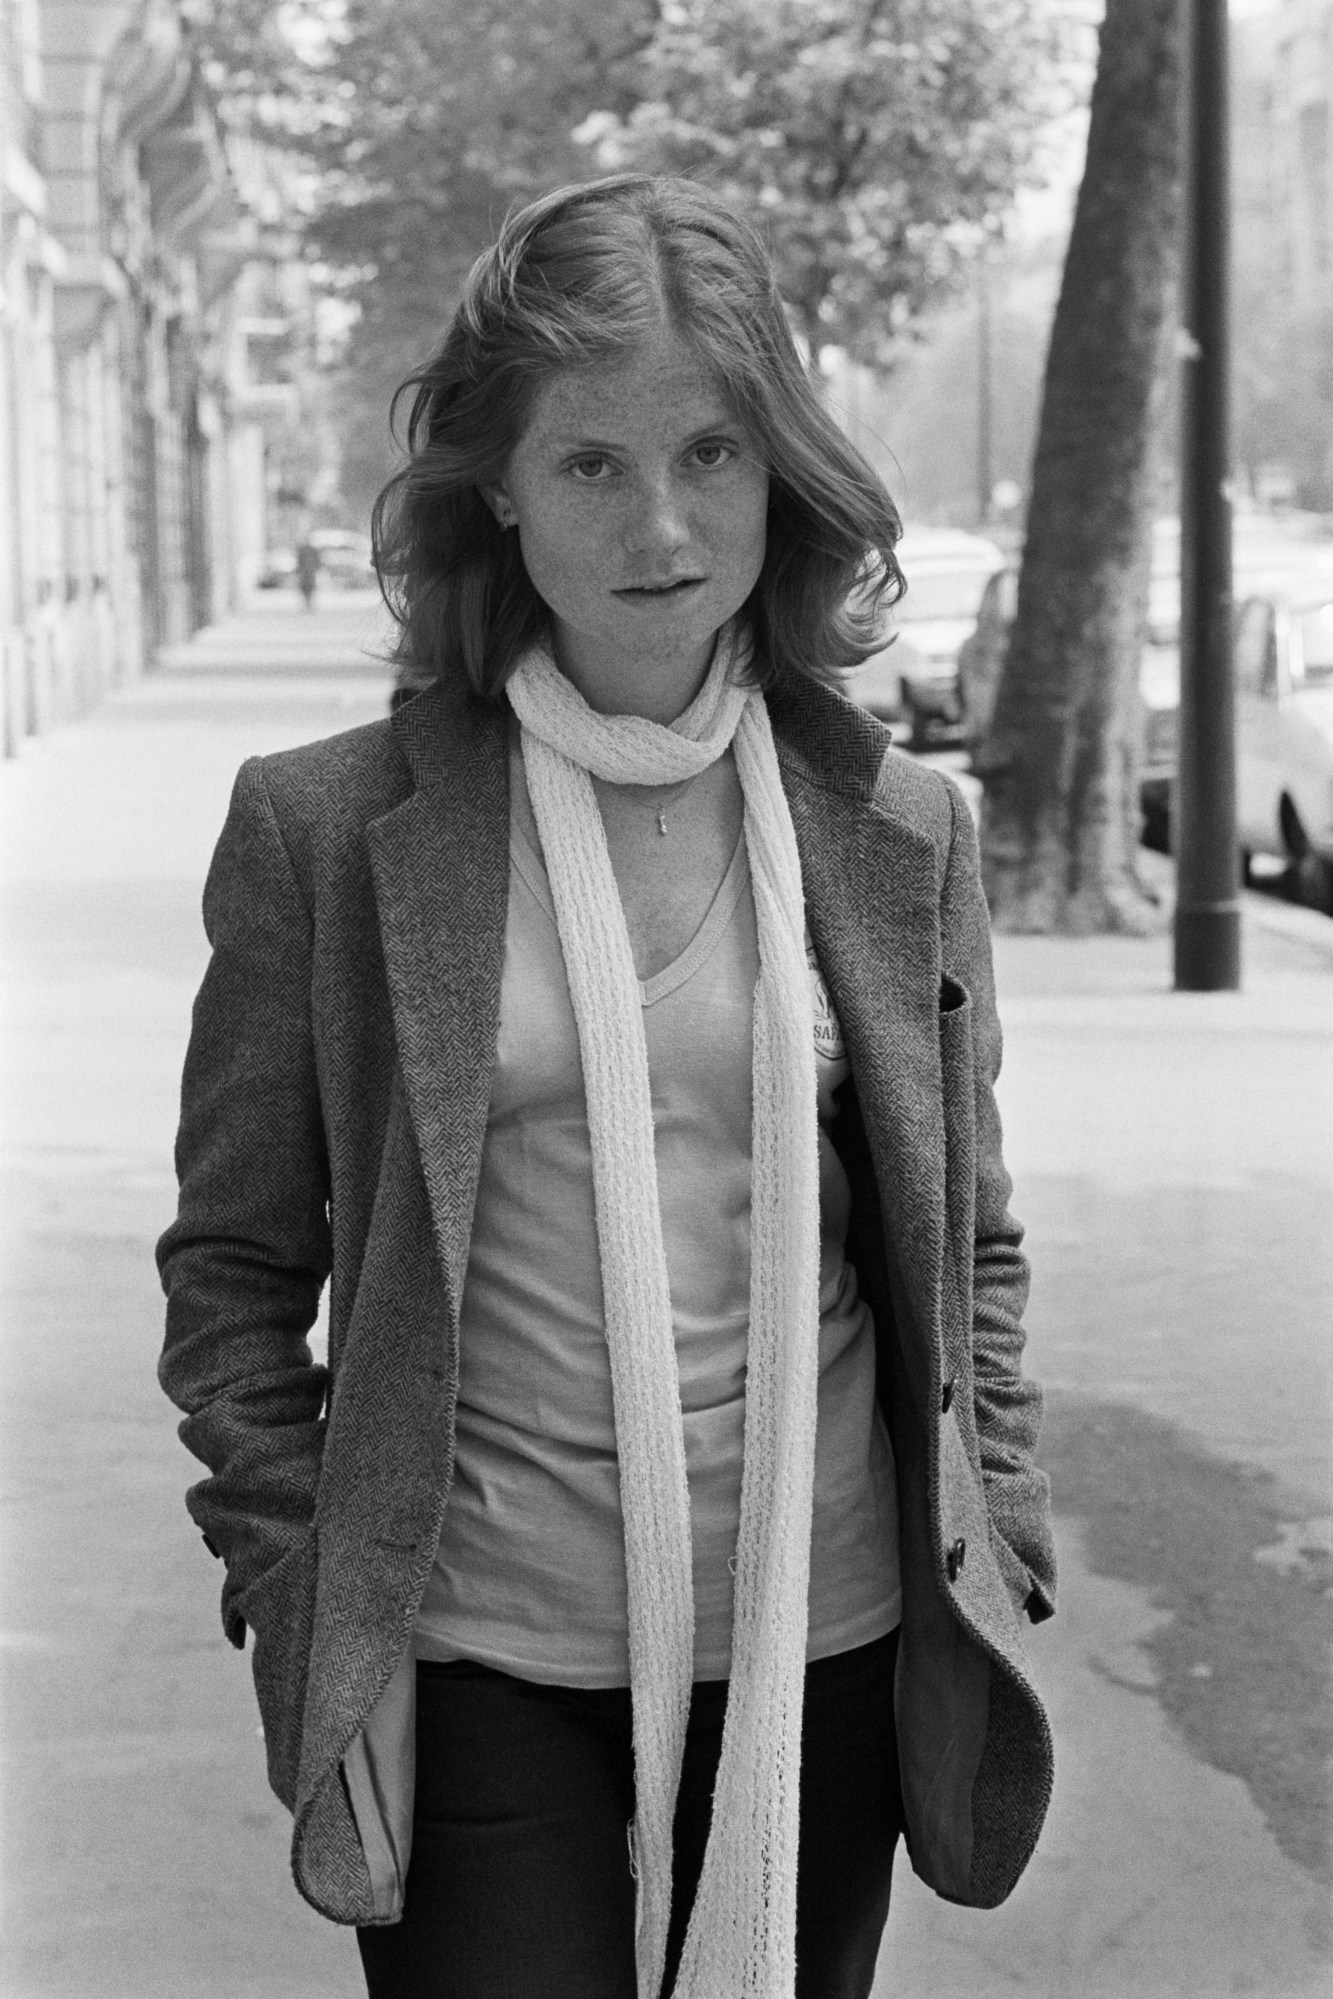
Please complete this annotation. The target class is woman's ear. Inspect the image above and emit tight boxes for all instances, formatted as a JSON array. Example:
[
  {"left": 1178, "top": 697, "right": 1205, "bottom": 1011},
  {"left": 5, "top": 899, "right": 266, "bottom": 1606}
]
[{"left": 480, "top": 483, "right": 517, "bottom": 530}]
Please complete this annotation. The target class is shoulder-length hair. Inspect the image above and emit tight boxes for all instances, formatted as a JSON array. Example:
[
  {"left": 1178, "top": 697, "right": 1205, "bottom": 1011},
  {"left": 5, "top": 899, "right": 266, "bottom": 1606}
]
[{"left": 372, "top": 173, "right": 904, "bottom": 699}]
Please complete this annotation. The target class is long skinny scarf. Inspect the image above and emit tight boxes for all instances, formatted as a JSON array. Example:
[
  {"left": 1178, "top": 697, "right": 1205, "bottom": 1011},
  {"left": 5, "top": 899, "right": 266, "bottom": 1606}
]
[{"left": 506, "top": 631, "right": 822, "bottom": 1999}]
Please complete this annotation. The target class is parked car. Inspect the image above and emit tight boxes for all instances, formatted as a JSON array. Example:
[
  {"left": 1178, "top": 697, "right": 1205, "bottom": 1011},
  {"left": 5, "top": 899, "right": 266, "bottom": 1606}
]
[
  {"left": 257, "top": 530, "right": 375, "bottom": 592},
  {"left": 943, "top": 510, "right": 1333, "bottom": 912},
  {"left": 1141, "top": 577, "right": 1333, "bottom": 913},
  {"left": 956, "top": 512, "right": 1333, "bottom": 750},
  {"left": 256, "top": 548, "right": 297, "bottom": 589},
  {"left": 308, "top": 527, "right": 375, "bottom": 588},
  {"left": 843, "top": 527, "right": 1007, "bottom": 746}
]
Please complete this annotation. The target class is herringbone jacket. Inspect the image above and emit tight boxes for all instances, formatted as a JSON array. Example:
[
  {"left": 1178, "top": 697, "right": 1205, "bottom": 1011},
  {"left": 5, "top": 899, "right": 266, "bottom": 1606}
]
[{"left": 157, "top": 668, "right": 1056, "bottom": 1928}]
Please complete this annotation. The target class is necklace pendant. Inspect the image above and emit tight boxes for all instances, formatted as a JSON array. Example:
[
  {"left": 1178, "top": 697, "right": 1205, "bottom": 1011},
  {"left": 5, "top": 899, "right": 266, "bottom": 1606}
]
[{"left": 656, "top": 808, "right": 668, "bottom": 836}]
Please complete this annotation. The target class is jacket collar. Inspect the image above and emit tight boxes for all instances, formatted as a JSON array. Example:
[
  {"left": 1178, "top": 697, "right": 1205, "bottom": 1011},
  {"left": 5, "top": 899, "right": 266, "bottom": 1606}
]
[
  {"left": 386, "top": 675, "right": 500, "bottom": 789},
  {"left": 766, "top": 669, "right": 890, "bottom": 801}
]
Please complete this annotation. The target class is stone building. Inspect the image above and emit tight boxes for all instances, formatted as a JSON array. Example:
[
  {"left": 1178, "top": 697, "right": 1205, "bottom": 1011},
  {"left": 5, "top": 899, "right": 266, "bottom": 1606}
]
[
  {"left": 1, "top": 0, "right": 298, "bottom": 753},
  {"left": 1275, "top": 0, "right": 1332, "bottom": 316},
  {"left": 1233, "top": 0, "right": 1333, "bottom": 506}
]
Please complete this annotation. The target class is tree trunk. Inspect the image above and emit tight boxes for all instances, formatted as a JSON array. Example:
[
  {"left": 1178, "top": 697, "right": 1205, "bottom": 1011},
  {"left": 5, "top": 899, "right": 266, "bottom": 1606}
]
[{"left": 978, "top": 0, "right": 1182, "bottom": 932}]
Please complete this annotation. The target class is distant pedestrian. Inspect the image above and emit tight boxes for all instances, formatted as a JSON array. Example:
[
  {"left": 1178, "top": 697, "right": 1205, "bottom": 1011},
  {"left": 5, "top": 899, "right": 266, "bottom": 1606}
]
[
  {"left": 158, "top": 174, "right": 1056, "bottom": 1999},
  {"left": 295, "top": 536, "right": 320, "bottom": 609}
]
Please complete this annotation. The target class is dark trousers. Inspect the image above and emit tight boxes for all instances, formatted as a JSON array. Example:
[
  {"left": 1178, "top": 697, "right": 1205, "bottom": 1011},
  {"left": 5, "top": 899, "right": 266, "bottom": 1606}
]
[{"left": 357, "top": 1628, "right": 902, "bottom": 1999}]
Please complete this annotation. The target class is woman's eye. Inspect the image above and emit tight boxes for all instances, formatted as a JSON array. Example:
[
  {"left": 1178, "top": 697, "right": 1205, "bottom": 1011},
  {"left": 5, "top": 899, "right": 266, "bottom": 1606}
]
[
  {"left": 691, "top": 441, "right": 735, "bottom": 469},
  {"left": 569, "top": 455, "right": 612, "bottom": 481}
]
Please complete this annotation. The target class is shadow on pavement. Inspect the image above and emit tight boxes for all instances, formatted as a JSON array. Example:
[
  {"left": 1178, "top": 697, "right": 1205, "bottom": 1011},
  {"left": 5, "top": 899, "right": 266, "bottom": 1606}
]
[{"left": 1042, "top": 1394, "right": 1333, "bottom": 1886}]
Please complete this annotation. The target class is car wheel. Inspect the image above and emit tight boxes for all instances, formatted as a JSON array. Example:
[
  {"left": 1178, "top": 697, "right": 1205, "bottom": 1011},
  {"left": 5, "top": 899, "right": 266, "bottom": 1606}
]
[
  {"left": 1294, "top": 851, "right": 1333, "bottom": 916},
  {"left": 1277, "top": 797, "right": 1333, "bottom": 914},
  {"left": 1138, "top": 792, "right": 1171, "bottom": 856}
]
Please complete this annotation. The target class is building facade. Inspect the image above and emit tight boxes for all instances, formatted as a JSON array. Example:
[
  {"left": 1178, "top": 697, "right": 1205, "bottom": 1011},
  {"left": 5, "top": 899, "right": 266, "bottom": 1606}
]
[
  {"left": 1275, "top": 0, "right": 1332, "bottom": 317},
  {"left": 1233, "top": 0, "right": 1333, "bottom": 507},
  {"left": 1, "top": 0, "right": 298, "bottom": 754}
]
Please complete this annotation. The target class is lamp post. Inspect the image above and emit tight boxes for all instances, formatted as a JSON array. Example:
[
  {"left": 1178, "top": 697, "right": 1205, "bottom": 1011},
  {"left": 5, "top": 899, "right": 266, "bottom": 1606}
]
[{"left": 1174, "top": 0, "right": 1241, "bottom": 990}]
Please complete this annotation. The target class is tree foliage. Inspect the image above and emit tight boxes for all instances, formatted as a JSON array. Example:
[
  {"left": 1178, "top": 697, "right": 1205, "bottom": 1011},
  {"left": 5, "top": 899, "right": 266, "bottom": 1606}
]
[
  {"left": 580, "top": 0, "right": 1070, "bottom": 363},
  {"left": 186, "top": 4, "right": 653, "bottom": 349},
  {"left": 188, "top": 0, "right": 1072, "bottom": 510},
  {"left": 186, "top": 0, "right": 657, "bottom": 509}
]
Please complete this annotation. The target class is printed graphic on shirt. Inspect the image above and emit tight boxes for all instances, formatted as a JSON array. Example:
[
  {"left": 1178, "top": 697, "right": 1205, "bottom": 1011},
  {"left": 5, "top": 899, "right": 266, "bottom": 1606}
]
[{"left": 806, "top": 936, "right": 847, "bottom": 1065}]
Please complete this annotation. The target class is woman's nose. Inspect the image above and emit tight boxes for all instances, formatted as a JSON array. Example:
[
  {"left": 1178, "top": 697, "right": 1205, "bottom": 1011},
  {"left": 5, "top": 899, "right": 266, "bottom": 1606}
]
[{"left": 623, "top": 473, "right": 690, "bottom": 556}]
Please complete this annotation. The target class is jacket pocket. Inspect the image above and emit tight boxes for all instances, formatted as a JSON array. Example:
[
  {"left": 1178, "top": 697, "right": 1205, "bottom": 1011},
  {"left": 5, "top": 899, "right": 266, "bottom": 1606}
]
[{"left": 234, "top": 1530, "right": 318, "bottom": 1812}]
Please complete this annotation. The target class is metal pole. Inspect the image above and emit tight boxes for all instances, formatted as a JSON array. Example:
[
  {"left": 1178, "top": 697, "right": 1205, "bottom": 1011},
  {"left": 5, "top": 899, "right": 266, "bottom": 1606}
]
[{"left": 1174, "top": 0, "right": 1241, "bottom": 989}]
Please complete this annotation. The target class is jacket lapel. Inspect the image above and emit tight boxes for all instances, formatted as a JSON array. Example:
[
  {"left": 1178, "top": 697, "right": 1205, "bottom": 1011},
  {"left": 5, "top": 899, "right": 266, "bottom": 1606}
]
[
  {"left": 368, "top": 685, "right": 510, "bottom": 1321},
  {"left": 772, "top": 684, "right": 948, "bottom": 1388}
]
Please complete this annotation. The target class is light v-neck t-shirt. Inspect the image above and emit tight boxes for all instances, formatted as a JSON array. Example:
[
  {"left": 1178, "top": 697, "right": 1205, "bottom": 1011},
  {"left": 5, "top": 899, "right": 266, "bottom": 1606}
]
[{"left": 414, "top": 744, "right": 902, "bottom": 1685}]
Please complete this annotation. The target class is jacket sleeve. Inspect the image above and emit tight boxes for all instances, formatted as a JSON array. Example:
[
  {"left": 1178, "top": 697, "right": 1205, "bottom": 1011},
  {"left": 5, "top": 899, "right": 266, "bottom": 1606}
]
[
  {"left": 157, "top": 758, "right": 333, "bottom": 1648},
  {"left": 940, "top": 782, "right": 1056, "bottom": 1624}
]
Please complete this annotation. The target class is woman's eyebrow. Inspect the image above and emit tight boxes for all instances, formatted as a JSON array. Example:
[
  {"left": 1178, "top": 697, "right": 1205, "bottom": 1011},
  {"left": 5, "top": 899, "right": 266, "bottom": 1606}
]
[{"left": 549, "top": 415, "right": 740, "bottom": 449}]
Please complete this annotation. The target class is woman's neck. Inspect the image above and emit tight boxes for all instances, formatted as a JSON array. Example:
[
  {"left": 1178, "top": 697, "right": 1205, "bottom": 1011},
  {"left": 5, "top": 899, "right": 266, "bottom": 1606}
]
[{"left": 549, "top": 629, "right": 719, "bottom": 725}]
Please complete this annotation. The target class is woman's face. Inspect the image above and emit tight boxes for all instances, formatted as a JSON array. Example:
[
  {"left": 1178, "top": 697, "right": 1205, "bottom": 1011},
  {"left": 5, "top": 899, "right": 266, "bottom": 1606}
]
[{"left": 485, "top": 322, "right": 769, "bottom": 722}]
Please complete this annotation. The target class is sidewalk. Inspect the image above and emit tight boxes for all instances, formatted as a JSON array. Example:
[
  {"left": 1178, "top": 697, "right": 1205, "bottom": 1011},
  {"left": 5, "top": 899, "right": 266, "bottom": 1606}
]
[{"left": 2, "top": 605, "right": 1330, "bottom": 1998}]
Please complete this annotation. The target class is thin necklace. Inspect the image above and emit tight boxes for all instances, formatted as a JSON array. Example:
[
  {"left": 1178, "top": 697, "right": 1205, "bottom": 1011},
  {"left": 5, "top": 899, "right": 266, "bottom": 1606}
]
[
  {"left": 598, "top": 767, "right": 707, "bottom": 836},
  {"left": 648, "top": 769, "right": 706, "bottom": 836}
]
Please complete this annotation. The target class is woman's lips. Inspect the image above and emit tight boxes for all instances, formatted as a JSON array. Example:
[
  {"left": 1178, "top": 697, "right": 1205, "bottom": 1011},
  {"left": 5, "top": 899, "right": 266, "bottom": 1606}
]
[{"left": 613, "top": 579, "right": 705, "bottom": 599}]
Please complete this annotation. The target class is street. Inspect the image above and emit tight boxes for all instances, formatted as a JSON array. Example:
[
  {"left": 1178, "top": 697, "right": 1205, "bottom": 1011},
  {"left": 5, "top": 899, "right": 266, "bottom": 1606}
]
[{"left": 1, "top": 598, "right": 1330, "bottom": 1999}]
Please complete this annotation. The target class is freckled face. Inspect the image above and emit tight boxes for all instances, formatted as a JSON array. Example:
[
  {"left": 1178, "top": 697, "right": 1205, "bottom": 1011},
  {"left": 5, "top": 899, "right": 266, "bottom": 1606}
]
[{"left": 486, "top": 323, "right": 770, "bottom": 720}]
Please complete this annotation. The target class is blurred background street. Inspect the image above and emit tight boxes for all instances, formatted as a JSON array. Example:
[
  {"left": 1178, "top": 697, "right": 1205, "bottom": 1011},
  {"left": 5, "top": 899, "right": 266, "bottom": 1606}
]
[{"left": 4, "top": 0, "right": 1333, "bottom": 1990}]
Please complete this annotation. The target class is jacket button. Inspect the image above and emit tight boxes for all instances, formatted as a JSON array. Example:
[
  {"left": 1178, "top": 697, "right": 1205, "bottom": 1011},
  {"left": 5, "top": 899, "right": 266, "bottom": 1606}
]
[
  {"left": 941, "top": 1377, "right": 956, "bottom": 1414},
  {"left": 946, "top": 1537, "right": 967, "bottom": 1582}
]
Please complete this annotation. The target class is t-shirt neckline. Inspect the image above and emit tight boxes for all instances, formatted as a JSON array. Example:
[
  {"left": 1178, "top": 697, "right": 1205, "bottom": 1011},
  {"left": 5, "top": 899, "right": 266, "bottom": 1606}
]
[{"left": 509, "top": 783, "right": 750, "bottom": 1010}]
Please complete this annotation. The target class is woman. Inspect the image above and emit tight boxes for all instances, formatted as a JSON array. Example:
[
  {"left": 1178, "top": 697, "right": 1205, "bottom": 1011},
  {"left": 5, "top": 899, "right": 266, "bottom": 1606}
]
[{"left": 158, "top": 174, "right": 1056, "bottom": 1999}]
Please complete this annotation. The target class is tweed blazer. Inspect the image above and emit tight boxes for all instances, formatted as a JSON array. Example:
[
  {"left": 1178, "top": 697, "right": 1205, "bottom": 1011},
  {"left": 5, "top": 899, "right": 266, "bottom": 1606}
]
[{"left": 158, "top": 667, "right": 1056, "bottom": 1928}]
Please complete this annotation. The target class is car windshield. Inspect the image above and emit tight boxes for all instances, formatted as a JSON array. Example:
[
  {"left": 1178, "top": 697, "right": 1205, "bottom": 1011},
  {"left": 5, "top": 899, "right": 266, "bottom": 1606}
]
[
  {"left": 896, "top": 570, "right": 998, "bottom": 623},
  {"left": 1299, "top": 602, "right": 1333, "bottom": 682}
]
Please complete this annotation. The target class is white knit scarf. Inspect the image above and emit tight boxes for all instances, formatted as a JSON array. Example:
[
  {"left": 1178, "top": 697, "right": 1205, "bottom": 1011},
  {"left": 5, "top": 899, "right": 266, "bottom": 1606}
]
[{"left": 506, "top": 629, "right": 821, "bottom": 1999}]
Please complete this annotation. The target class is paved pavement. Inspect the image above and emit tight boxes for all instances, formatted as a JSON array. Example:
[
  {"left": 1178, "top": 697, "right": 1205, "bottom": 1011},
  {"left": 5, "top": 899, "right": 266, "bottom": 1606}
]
[{"left": 2, "top": 599, "right": 1330, "bottom": 1999}]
